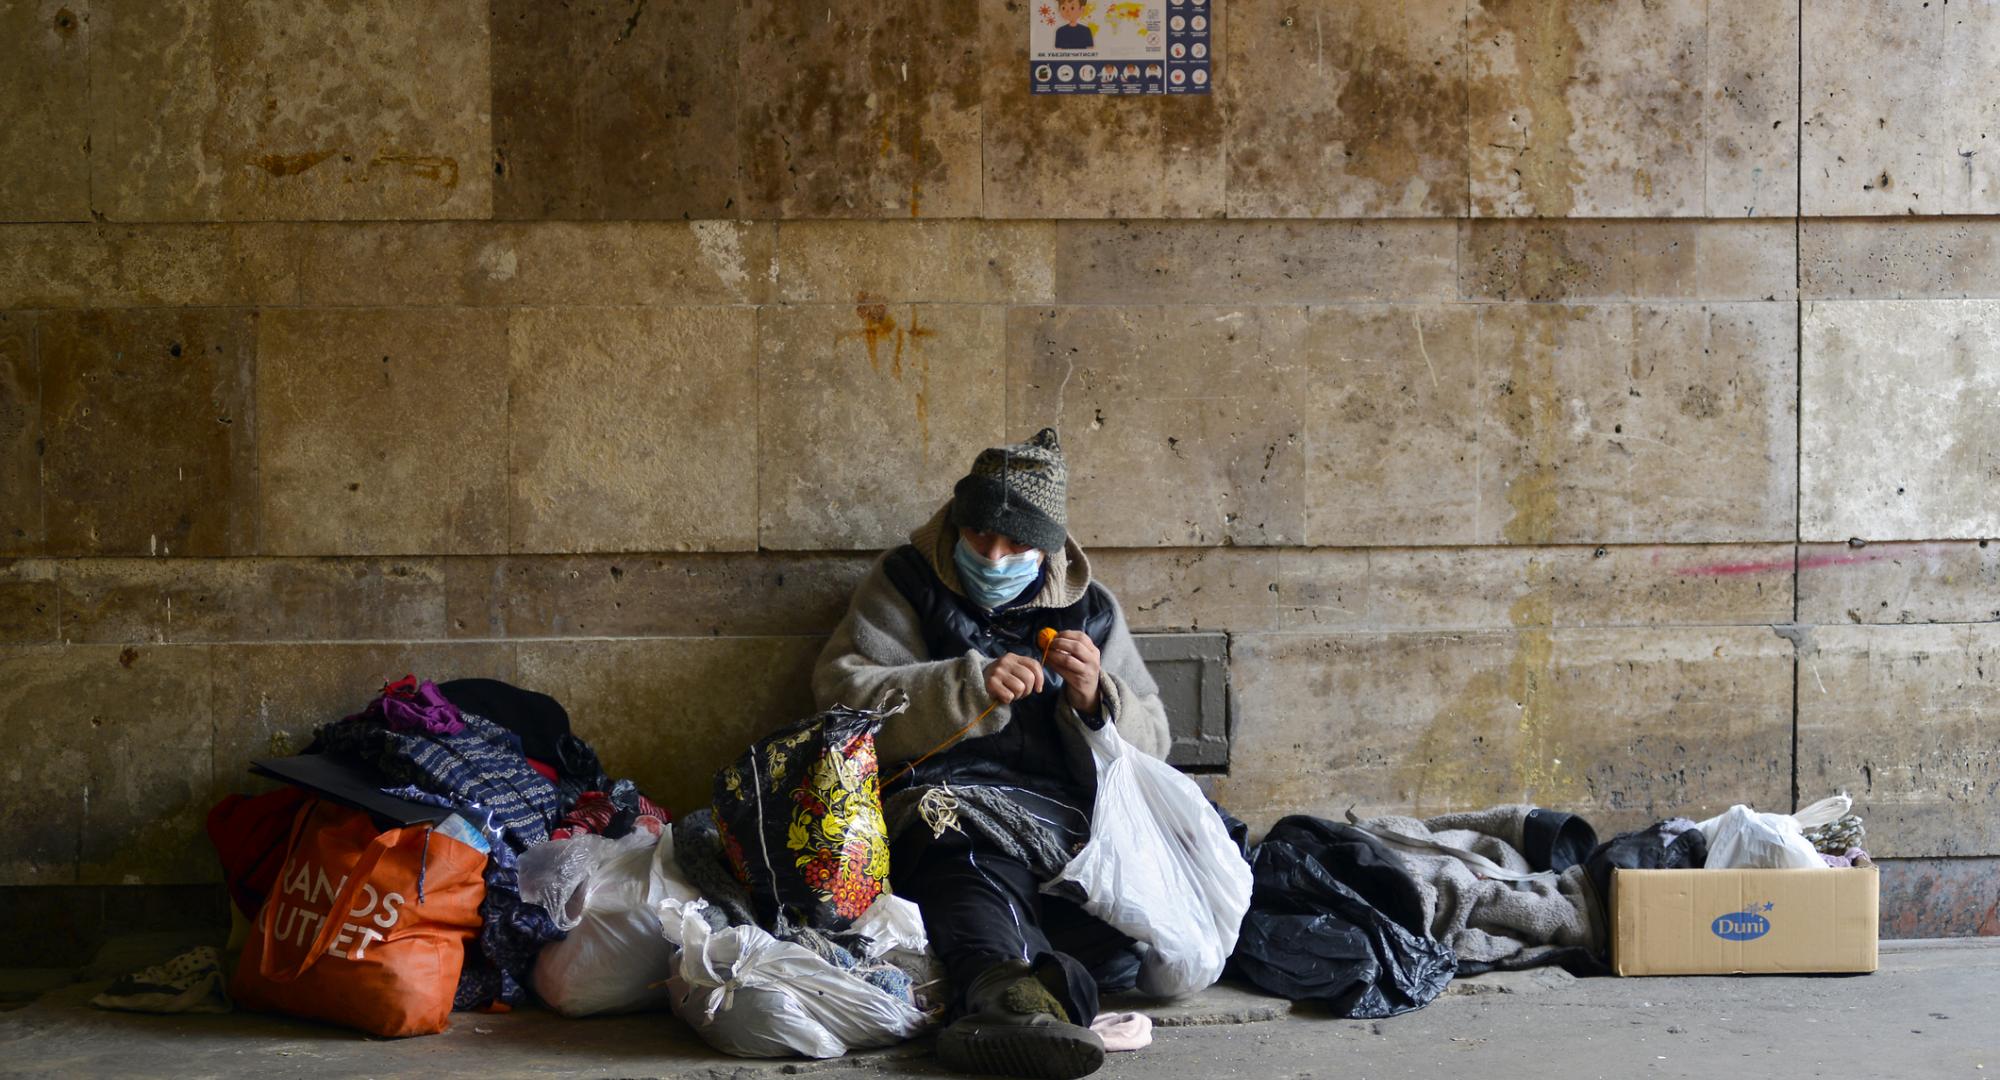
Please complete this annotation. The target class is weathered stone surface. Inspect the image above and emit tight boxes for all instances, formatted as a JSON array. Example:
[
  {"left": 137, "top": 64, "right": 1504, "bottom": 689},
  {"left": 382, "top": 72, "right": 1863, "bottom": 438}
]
[
  {"left": 1798, "top": 541, "right": 2000, "bottom": 626},
  {"left": 0, "top": 1, "right": 90, "bottom": 221},
  {"left": 1798, "top": 624, "right": 2000, "bottom": 858},
  {"left": 977, "top": 3, "right": 1213, "bottom": 218},
  {"left": 208, "top": 642, "right": 516, "bottom": 798},
  {"left": 492, "top": 0, "right": 742, "bottom": 220},
  {"left": 514, "top": 637, "right": 822, "bottom": 817},
  {"left": 509, "top": 307, "right": 758, "bottom": 553},
  {"left": 1704, "top": 0, "right": 1801, "bottom": 218},
  {"left": 1211, "top": 627, "right": 1794, "bottom": 835},
  {"left": 1801, "top": 300, "right": 2000, "bottom": 542},
  {"left": 1302, "top": 304, "right": 1482, "bottom": 546},
  {"left": 740, "top": 0, "right": 981, "bottom": 218},
  {"left": 297, "top": 222, "right": 776, "bottom": 308},
  {"left": 40, "top": 309, "right": 257, "bottom": 557},
  {"left": 1096, "top": 543, "right": 1795, "bottom": 635},
  {"left": 90, "top": 0, "right": 491, "bottom": 221},
  {"left": 1470, "top": 0, "right": 1793, "bottom": 217},
  {"left": 1803, "top": 220, "right": 2000, "bottom": 300},
  {"left": 1009, "top": 305, "right": 1310, "bottom": 548},
  {"left": 0, "top": 644, "right": 216, "bottom": 886},
  {"left": 1055, "top": 221, "right": 1457, "bottom": 305},
  {"left": 444, "top": 553, "right": 872, "bottom": 640},
  {"left": 0, "top": 312, "right": 39, "bottom": 555},
  {"left": 58, "top": 558, "right": 447, "bottom": 644},
  {"left": 0, "top": 559, "right": 57, "bottom": 643},
  {"left": 257, "top": 309, "right": 508, "bottom": 556},
  {"left": 1469, "top": 0, "right": 1692, "bottom": 216},
  {"left": 1803, "top": 0, "right": 2000, "bottom": 216},
  {"left": 1458, "top": 221, "right": 1797, "bottom": 303},
  {"left": 1223, "top": 0, "right": 1469, "bottom": 217},
  {"left": 1476, "top": 303, "right": 1797, "bottom": 544},
  {"left": 1091, "top": 548, "right": 1302, "bottom": 634},
  {"left": 0, "top": 224, "right": 299, "bottom": 309},
  {"left": 982, "top": 94, "right": 1165, "bottom": 219},
  {"left": 777, "top": 222, "right": 1056, "bottom": 304},
  {"left": 1366, "top": 543, "right": 1797, "bottom": 631},
  {"left": 759, "top": 303, "right": 1004, "bottom": 551}
]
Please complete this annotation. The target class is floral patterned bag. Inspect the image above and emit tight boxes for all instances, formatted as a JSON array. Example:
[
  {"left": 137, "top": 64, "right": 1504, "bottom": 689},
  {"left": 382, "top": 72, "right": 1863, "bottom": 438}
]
[{"left": 714, "top": 691, "right": 904, "bottom": 931}]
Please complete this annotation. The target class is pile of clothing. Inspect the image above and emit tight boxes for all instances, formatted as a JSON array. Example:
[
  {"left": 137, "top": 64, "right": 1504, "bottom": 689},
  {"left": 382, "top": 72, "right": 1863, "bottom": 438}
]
[
  {"left": 98, "top": 671, "right": 1877, "bottom": 1061},
  {"left": 1225, "top": 794, "right": 1871, "bottom": 1018},
  {"left": 144, "top": 679, "right": 944, "bottom": 1057}
]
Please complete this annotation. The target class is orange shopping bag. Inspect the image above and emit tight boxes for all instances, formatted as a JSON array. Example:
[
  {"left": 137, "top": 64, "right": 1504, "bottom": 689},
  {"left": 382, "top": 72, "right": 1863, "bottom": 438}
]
[{"left": 231, "top": 798, "right": 487, "bottom": 1036}]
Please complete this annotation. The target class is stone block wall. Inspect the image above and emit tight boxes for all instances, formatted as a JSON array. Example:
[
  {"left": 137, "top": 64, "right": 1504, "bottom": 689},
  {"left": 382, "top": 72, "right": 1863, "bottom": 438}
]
[{"left": 0, "top": 0, "right": 1993, "bottom": 938}]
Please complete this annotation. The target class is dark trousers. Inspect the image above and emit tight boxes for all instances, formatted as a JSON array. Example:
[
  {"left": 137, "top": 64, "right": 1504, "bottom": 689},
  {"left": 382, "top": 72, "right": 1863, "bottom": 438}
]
[{"left": 894, "top": 828, "right": 1138, "bottom": 1027}]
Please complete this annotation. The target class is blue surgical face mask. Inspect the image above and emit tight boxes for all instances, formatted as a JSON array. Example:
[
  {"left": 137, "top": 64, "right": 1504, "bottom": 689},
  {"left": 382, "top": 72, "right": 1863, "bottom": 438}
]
[{"left": 953, "top": 538, "right": 1044, "bottom": 610}]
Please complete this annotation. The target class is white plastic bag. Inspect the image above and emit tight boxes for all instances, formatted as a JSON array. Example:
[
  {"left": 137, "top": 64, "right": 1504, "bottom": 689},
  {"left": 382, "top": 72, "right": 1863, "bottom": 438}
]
[
  {"left": 1042, "top": 720, "right": 1253, "bottom": 999},
  {"left": 519, "top": 830, "right": 702, "bottom": 1016},
  {"left": 661, "top": 900, "right": 928, "bottom": 1059},
  {"left": 849, "top": 893, "right": 945, "bottom": 1010},
  {"left": 1697, "top": 795, "right": 1852, "bottom": 870}
]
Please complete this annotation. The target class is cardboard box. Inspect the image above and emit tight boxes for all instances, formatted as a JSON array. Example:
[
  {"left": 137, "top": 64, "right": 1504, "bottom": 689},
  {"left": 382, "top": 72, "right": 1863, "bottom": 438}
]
[{"left": 1612, "top": 867, "right": 1878, "bottom": 976}]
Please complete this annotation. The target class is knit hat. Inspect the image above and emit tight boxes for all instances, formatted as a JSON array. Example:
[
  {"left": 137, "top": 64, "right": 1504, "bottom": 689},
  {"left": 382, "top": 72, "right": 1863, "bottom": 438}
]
[{"left": 951, "top": 428, "right": 1068, "bottom": 554}]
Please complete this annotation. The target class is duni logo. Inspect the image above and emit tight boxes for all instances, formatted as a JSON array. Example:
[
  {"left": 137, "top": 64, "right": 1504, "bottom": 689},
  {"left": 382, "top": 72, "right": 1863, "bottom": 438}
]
[{"left": 1711, "top": 907, "right": 1774, "bottom": 941}]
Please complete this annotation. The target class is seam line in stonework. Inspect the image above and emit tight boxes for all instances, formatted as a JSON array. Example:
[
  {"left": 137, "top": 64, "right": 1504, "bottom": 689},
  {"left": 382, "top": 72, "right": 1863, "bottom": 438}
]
[
  {"left": 50, "top": 621, "right": 1856, "bottom": 650},
  {"left": 2, "top": 300, "right": 1816, "bottom": 315},
  {"left": 1790, "top": 0, "right": 1806, "bottom": 815}
]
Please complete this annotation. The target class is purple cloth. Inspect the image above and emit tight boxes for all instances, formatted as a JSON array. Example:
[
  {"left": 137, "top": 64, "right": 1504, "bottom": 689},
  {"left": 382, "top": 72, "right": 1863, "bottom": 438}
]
[
  {"left": 352, "top": 676, "right": 465, "bottom": 736},
  {"left": 1822, "top": 847, "right": 1870, "bottom": 868}
]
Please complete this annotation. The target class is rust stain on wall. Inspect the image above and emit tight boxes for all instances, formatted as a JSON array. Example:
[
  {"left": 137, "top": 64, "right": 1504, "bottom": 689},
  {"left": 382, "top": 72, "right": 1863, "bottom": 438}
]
[
  {"left": 1474, "top": 0, "right": 1583, "bottom": 216},
  {"left": 371, "top": 151, "right": 461, "bottom": 188},
  {"left": 851, "top": 301, "right": 898, "bottom": 373},
  {"left": 1504, "top": 582, "right": 1574, "bottom": 804},
  {"left": 252, "top": 150, "right": 337, "bottom": 177},
  {"left": 1397, "top": 564, "right": 1581, "bottom": 815},
  {"left": 1501, "top": 308, "right": 1569, "bottom": 545},
  {"left": 839, "top": 300, "right": 937, "bottom": 455}
]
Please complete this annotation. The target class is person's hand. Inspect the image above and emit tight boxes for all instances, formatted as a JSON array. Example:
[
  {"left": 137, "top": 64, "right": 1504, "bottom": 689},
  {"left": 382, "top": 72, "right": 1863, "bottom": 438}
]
[
  {"left": 983, "top": 652, "right": 1046, "bottom": 704},
  {"left": 1044, "top": 631, "right": 1102, "bottom": 715}
]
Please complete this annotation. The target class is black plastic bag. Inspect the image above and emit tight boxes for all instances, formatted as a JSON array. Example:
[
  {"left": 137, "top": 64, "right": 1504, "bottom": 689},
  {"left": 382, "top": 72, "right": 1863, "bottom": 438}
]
[{"left": 1229, "top": 815, "right": 1456, "bottom": 1018}]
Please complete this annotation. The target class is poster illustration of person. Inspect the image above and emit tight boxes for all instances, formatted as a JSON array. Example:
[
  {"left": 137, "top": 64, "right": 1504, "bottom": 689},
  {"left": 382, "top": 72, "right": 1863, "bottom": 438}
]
[{"left": 1054, "top": 0, "right": 1093, "bottom": 48}]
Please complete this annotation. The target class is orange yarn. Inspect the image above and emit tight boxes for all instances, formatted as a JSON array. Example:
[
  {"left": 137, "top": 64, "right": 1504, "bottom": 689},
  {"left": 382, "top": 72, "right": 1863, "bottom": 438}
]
[{"left": 884, "top": 628, "right": 1062, "bottom": 787}]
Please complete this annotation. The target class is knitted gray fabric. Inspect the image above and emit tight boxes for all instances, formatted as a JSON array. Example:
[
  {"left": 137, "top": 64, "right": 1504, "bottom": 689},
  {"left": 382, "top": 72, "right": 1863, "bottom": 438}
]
[
  {"left": 952, "top": 427, "right": 1068, "bottom": 554},
  {"left": 884, "top": 784, "right": 1074, "bottom": 883}
]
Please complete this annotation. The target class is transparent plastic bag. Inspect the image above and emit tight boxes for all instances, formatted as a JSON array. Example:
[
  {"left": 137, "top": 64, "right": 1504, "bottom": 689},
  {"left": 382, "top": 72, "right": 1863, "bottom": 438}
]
[
  {"left": 1697, "top": 795, "right": 1852, "bottom": 870},
  {"left": 1042, "top": 720, "right": 1253, "bottom": 998},
  {"left": 519, "top": 831, "right": 701, "bottom": 1016}
]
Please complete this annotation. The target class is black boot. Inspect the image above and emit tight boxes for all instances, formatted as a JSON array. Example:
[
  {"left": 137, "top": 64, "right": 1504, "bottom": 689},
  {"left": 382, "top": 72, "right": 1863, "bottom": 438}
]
[{"left": 935, "top": 963, "right": 1105, "bottom": 1079}]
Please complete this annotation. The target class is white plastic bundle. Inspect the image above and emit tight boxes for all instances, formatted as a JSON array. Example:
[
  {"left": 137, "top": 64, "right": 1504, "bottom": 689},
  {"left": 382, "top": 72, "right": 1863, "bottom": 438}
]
[
  {"left": 1697, "top": 795, "right": 1853, "bottom": 870},
  {"left": 661, "top": 899, "right": 929, "bottom": 1059}
]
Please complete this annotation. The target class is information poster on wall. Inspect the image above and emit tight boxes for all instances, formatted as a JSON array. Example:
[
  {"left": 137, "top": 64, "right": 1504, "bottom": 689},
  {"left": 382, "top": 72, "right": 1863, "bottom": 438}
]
[{"left": 1030, "top": 0, "right": 1211, "bottom": 95}]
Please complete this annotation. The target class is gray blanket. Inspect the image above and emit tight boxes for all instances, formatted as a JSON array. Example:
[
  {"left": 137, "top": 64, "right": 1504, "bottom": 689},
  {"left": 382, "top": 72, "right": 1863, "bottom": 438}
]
[{"left": 1354, "top": 805, "right": 1600, "bottom": 970}]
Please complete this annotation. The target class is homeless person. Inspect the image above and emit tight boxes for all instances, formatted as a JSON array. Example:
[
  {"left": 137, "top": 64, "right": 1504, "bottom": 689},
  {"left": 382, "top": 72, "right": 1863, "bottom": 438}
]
[{"left": 813, "top": 428, "right": 1172, "bottom": 1080}]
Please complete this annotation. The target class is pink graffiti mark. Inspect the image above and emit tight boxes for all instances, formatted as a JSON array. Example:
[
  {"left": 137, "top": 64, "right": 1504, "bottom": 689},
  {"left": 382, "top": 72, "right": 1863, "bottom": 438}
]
[{"left": 1670, "top": 544, "right": 1942, "bottom": 577}]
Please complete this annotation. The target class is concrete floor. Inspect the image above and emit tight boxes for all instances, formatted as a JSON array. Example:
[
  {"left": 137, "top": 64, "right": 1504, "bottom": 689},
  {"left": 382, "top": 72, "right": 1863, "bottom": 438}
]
[{"left": 3, "top": 940, "right": 1995, "bottom": 1080}]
